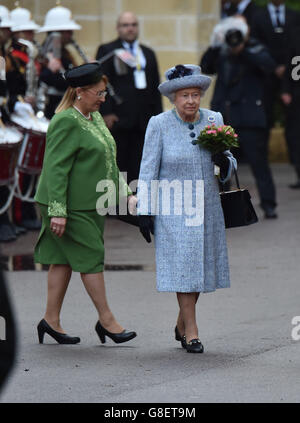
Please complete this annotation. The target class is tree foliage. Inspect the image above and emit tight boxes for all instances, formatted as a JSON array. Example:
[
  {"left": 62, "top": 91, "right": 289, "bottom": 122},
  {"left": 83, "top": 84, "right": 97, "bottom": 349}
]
[{"left": 254, "top": 0, "right": 300, "bottom": 10}]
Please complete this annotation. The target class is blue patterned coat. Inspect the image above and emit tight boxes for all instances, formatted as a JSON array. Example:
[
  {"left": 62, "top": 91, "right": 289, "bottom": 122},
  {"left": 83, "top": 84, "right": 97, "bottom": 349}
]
[{"left": 137, "top": 108, "right": 236, "bottom": 293}]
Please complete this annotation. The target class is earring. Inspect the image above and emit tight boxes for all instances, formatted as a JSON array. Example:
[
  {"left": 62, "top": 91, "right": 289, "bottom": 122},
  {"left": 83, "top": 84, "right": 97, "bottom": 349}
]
[{"left": 77, "top": 95, "right": 81, "bottom": 100}]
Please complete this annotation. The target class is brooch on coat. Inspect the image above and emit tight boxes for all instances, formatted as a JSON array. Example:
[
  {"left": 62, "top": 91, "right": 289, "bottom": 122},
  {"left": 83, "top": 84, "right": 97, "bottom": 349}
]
[{"left": 208, "top": 115, "right": 216, "bottom": 123}]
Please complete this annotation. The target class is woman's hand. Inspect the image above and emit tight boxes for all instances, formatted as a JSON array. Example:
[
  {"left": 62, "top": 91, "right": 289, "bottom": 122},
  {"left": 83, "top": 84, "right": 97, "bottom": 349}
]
[
  {"left": 211, "top": 152, "right": 229, "bottom": 179},
  {"left": 50, "top": 217, "right": 67, "bottom": 238},
  {"left": 47, "top": 53, "right": 63, "bottom": 73}
]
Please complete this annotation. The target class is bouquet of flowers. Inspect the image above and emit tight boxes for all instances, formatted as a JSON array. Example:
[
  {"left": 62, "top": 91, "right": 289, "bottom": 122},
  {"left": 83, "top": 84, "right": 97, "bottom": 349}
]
[{"left": 192, "top": 124, "right": 239, "bottom": 154}]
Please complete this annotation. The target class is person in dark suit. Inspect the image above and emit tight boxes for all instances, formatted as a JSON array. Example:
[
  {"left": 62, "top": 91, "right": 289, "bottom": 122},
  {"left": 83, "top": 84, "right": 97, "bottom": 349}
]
[
  {"left": 222, "top": 0, "right": 259, "bottom": 28},
  {"left": 281, "top": 26, "right": 300, "bottom": 188},
  {"left": 251, "top": 1, "right": 300, "bottom": 143},
  {"left": 95, "top": 12, "right": 162, "bottom": 189},
  {"left": 201, "top": 17, "right": 279, "bottom": 218}
]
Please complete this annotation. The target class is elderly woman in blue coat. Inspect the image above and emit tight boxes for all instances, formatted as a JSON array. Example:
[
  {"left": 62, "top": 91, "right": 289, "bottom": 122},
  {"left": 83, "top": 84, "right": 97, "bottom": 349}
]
[{"left": 137, "top": 64, "right": 237, "bottom": 353}]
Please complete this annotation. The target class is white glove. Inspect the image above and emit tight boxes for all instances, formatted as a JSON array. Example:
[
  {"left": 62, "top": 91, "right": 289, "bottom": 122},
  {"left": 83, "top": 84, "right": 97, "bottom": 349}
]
[{"left": 14, "top": 101, "right": 34, "bottom": 116}]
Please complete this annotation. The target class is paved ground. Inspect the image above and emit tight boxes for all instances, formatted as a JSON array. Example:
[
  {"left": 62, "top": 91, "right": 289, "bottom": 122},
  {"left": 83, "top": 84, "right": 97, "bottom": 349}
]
[{"left": 0, "top": 163, "right": 300, "bottom": 403}]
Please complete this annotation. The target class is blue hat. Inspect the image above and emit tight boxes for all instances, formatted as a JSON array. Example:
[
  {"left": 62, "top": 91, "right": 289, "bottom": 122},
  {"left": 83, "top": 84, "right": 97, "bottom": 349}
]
[{"left": 158, "top": 64, "right": 211, "bottom": 101}]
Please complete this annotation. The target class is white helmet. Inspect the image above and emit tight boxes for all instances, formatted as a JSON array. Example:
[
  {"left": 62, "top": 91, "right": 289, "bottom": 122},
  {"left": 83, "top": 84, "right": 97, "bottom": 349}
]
[
  {"left": 38, "top": 6, "right": 81, "bottom": 32},
  {"left": 11, "top": 7, "right": 40, "bottom": 32},
  {"left": 0, "top": 5, "right": 13, "bottom": 28}
]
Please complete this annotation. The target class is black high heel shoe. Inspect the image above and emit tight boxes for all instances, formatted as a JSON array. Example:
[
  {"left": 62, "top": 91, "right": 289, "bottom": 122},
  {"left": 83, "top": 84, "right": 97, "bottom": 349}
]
[
  {"left": 175, "top": 326, "right": 187, "bottom": 349},
  {"left": 37, "top": 319, "right": 80, "bottom": 344},
  {"left": 95, "top": 321, "right": 137, "bottom": 344},
  {"left": 186, "top": 338, "right": 204, "bottom": 354}
]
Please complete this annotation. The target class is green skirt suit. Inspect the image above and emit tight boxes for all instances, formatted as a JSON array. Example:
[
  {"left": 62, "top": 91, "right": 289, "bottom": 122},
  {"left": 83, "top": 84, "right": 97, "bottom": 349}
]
[{"left": 34, "top": 107, "right": 130, "bottom": 273}]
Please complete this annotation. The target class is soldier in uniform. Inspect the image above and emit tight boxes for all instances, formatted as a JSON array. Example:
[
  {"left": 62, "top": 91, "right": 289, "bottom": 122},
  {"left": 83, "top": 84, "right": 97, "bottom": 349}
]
[
  {"left": 0, "top": 6, "right": 19, "bottom": 242},
  {"left": 6, "top": 5, "right": 42, "bottom": 231},
  {"left": 38, "top": 5, "right": 82, "bottom": 120}
]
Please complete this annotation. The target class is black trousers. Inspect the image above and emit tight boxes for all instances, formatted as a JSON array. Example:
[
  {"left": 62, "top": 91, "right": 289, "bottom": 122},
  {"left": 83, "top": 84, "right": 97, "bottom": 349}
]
[
  {"left": 111, "top": 127, "right": 146, "bottom": 191},
  {"left": 237, "top": 127, "right": 277, "bottom": 209},
  {"left": 264, "top": 74, "right": 286, "bottom": 130},
  {"left": 285, "top": 108, "right": 300, "bottom": 179}
]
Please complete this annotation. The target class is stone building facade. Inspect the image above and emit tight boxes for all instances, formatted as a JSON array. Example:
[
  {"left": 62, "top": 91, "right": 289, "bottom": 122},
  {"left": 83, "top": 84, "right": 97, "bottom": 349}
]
[{"left": 2, "top": 0, "right": 219, "bottom": 108}]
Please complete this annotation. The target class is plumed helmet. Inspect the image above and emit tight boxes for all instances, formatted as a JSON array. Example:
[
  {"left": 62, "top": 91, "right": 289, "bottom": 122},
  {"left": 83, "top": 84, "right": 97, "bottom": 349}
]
[{"left": 38, "top": 5, "right": 81, "bottom": 33}]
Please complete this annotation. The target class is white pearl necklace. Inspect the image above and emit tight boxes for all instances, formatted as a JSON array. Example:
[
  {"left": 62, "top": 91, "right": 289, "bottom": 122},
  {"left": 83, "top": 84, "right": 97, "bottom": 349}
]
[{"left": 73, "top": 105, "right": 91, "bottom": 120}]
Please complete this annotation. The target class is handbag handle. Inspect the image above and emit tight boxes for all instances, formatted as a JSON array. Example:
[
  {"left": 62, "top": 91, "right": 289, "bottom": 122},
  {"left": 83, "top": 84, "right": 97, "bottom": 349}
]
[
  {"left": 221, "top": 168, "right": 241, "bottom": 191},
  {"left": 233, "top": 168, "right": 241, "bottom": 189}
]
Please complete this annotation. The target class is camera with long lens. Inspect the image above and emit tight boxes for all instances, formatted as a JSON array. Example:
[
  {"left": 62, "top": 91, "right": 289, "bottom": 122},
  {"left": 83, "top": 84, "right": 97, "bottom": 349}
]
[{"left": 225, "top": 29, "right": 244, "bottom": 48}]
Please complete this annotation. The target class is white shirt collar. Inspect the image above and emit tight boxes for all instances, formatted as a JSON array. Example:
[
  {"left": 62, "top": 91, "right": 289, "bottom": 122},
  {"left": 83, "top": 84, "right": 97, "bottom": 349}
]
[
  {"left": 268, "top": 2, "right": 285, "bottom": 13},
  {"left": 237, "top": 0, "right": 251, "bottom": 14},
  {"left": 268, "top": 2, "right": 285, "bottom": 25},
  {"left": 121, "top": 39, "right": 147, "bottom": 69},
  {"left": 122, "top": 39, "right": 138, "bottom": 52}
]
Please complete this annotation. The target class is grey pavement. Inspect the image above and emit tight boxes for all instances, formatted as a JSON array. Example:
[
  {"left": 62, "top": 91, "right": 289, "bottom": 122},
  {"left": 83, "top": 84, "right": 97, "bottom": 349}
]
[{"left": 0, "top": 163, "right": 300, "bottom": 403}]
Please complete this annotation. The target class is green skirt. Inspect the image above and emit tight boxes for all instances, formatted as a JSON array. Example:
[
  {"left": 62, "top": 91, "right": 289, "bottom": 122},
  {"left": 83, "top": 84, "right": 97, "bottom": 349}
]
[{"left": 34, "top": 204, "right": 105, "bottom": 273}]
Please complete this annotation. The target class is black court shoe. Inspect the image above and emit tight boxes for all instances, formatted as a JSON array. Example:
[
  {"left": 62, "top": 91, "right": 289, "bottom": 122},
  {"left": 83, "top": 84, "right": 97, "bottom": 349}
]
[
  {"left": 186, "top": 338, "right": 204, "bottom": 354},
  {"left": 37, "top": 319, "right": 80, "bottom": 344},
  {"left": 95, "top": 321, "right": 137, "bottom": 344},
  {"left": 175, "top": 326, "right": 187, "bottom": 349}
]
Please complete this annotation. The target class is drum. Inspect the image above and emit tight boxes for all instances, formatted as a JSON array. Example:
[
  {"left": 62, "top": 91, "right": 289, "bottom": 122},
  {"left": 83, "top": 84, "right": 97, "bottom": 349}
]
[
  {"left": 10, "top": 113, "right": 49, "bottom": 175},
  {"left": 0, "top": 126, "right": 23, "bottom": 186}
]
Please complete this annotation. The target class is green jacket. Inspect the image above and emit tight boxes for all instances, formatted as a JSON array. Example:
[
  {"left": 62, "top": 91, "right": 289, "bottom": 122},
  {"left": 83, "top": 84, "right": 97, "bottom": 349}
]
[{"left": 35, "top": 108, "right": 130, "bottom": 217}]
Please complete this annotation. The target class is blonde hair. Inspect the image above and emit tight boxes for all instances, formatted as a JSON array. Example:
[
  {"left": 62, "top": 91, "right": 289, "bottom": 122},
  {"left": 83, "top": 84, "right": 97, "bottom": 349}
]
[
  {"left": 55, "top": 87, "right": 77, "bottom": 114},
  {"left": 55, "top": 75, "right": 109, "bottom": 114}
]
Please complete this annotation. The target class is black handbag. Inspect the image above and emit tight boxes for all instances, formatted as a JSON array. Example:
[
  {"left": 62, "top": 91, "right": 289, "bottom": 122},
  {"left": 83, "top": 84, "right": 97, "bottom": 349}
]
[{"left": 220, "top": 169, "right": 258, "bottom": 228}]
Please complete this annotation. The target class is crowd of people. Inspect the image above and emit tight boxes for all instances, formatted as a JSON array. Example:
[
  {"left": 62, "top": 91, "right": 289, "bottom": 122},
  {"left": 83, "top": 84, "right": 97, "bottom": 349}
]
[
  {"left": 0, "top": 1, "right": 299, "bottom": 353},
  {"left": 0, "top": 4, "right": 163, "bottom": 242},
  {"left": 0, "top": 1, "right": 299, "bottom": 243},
  {"left": 207, "top": 0, "right": 300, "bottom": 218}
]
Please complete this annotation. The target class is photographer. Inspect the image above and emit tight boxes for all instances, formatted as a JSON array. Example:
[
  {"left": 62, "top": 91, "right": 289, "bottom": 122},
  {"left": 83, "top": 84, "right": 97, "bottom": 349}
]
[{"left": 200, "top": 17, "right": 278, "bottom": 219}]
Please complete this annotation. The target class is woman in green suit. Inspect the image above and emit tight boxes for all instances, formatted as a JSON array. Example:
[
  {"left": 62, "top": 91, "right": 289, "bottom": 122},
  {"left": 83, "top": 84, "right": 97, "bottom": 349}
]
[{"left": 34, "top": 63, "right": 137, "bottom": 345}]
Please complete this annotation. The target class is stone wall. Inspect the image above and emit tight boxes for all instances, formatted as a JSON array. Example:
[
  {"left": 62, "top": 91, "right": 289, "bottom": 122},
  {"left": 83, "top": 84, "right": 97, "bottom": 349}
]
[{"left": 2, "top": 0, "right": 219, "bottom": 109}]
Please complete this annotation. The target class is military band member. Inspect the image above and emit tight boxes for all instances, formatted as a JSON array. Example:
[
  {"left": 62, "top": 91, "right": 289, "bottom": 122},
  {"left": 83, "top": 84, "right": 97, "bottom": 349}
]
[
  {"left": 7, "top": 5, "right": 42, "bottom": 231},
  {"left": 0, "top": 6, "right": 18, "bottom": 242},
  {"left": 38, "top": 5, "right": 82, "bottom": 119}
]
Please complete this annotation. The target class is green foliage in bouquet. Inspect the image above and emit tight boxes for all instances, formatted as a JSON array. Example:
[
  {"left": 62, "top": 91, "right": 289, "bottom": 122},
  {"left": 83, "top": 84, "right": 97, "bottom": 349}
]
[{"left": 192, "top": 124, "right": 239, "bottom": 154}]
